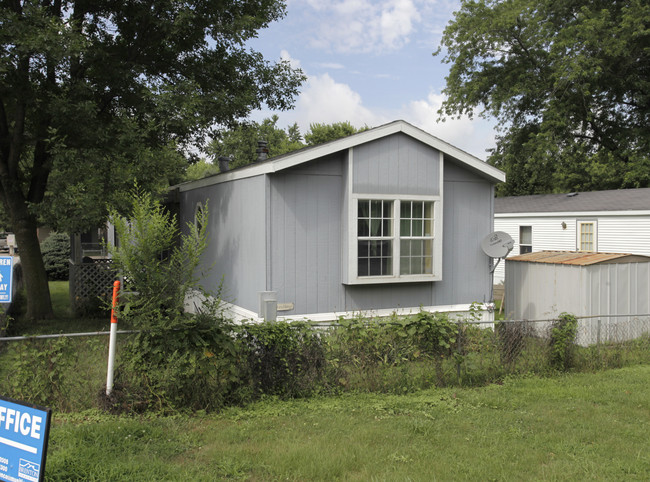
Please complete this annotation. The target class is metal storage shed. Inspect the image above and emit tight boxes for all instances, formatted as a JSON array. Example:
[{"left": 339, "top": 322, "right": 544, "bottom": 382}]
[{"left": 505, "top": 251, "right": 650, "bottom": 345}]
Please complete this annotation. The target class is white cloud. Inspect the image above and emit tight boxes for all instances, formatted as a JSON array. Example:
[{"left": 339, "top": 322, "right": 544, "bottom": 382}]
[
  {"left": 307, "top": 0, "right": 421, "bottom": 53},
  {"left": 401, "top": 91, "right": 496, "bottom": 158},
  {"left": 280, "top": 50, "right": 301, "bottom": 69},
  {"left": 380, "top": 0, "right": 421, "bottom": 49},
  {"left": 294, "top": 73, "right": 386, "bottom": 128},
  {"left": 313, "top": 62, "right": 345, "bottom": 70},
  {"left": 251, "top": 51, "right": 496, "bottom": 158}
]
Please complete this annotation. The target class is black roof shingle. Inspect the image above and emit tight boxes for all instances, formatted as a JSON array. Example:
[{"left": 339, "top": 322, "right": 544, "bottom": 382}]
[{"left": 495, "top": 188, "right": 650, "bottom": 214}]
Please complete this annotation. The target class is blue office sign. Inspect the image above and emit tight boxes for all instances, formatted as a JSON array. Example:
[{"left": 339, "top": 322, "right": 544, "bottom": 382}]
[
  {"left": 0, "top": 256, "right": 12, "bottom": 303},
  {"left": 0, "top": 396, "right": 52, "bottom": 482}
]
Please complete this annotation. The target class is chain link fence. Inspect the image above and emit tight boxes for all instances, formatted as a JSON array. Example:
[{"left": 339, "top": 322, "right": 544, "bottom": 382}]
[{"left": 453, "top": 314, "right": 650, "bottom": 384}]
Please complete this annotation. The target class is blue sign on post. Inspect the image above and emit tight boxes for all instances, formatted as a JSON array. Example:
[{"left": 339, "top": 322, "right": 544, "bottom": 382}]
[
  {"left": 0, "top": 256, "right": 12, "bottom": 303},
  {"left": 0, "top": 396, "right": 52, "bottom": 482}
]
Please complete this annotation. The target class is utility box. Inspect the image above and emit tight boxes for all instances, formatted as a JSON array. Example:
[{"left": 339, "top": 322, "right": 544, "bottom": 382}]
[{"left": 259, "top": 291, "right": 277, "bottom": 321}]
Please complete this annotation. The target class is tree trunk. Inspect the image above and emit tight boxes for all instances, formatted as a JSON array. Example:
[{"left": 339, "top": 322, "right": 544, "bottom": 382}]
[{"left": 11, "top": 209, "right": 53, "bottom": 321}]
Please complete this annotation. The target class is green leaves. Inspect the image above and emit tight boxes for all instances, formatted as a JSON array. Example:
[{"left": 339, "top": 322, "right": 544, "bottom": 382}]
[
  {"left": 438, "top": 0, "right": 650, "bottom": 194},
  {"left": 108, "top": 188, "right": 208, "bottom": 327}
]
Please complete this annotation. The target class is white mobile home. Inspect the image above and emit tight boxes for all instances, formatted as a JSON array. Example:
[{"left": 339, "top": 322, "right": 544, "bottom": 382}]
[
  {"left": 172, "top": 121, "right": 505, "bottom": 322},
  {"left": 494, "top": 188, "right": 650, "bottom": 284}
]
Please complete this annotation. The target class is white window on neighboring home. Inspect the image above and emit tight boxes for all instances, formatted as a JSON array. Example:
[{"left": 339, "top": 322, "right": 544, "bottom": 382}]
[
  {"left": 519, "top": 226, "right": 532, "bottom": 254},
  {"left": 352, "top": 196, "right": 442, "bottom": 283},
  {"left": 577, "top": 220, "right": 597, "bottom": 252}
]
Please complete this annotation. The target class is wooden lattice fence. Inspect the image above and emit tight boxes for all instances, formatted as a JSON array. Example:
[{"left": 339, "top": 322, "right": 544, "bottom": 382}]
[{"left": 69, "top": 259, "right": 116, "bottom": 315}]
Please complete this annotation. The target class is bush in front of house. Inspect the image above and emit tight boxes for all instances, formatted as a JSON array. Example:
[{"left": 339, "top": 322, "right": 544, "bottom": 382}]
[
  {"left": 41, "top": 232, "right": 71, "bottom": 280},
  {"left": 238, "top": 321, "right": 328, "bottom": 399}
]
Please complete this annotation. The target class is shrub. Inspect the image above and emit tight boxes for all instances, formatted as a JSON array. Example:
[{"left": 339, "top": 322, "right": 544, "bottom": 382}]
[
  {"left": 41, "top": 232, "right": 70, "bottom": 281},
  {"left": 106, "top": 189, "right": 240, "bottom": 413},
  {"left": 550, "top": 312, "right": 578, "bottom": 371},
  {"left": 115, "top": 304, "right": 242, "bottom": 413},
  {"left": 108, "top": 188, "right": 208, "bottom": 326},
  {"left": 238, "top": 321, "right": 327, "bottom": 399}
]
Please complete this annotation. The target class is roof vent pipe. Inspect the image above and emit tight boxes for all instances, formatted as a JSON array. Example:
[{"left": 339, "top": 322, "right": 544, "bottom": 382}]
[
  {"left": 218, "top": 156, "right": 231, "bottom": 172},
  {"left": 256, "top": 140, "right": 269, "bottom": 162}
]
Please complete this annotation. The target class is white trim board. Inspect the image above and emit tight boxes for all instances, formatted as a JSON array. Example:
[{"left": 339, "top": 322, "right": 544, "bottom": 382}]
[
  {"left": 496, "top": 211, "right": 650, "bottom": 218},
  {"left": 173, "top": 120, "right": 505, "bottom": 193},
  {"left": 185, "top": 293, "right": 495, "bottom": 324}
]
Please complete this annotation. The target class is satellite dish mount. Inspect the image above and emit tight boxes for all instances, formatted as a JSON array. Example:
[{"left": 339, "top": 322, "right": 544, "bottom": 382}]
[{"left": 481, "top": 231, "right": 514, "bottom": 274}]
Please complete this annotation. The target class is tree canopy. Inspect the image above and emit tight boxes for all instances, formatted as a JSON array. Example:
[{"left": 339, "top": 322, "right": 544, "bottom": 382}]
[
  {"left": 0, "top": 0, "right": 304, "bottom": 319},
  {"left": 206, "top": 115, "right": 304, "bottom": 170},
  {"left": 437, "top": 0, "right": 650, "bottom": 196},
  {"left": 204, "top": 118, "right": 367, "bottom": 175}
]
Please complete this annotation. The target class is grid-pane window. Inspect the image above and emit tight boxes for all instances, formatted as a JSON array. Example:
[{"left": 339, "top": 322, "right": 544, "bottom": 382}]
[
  {"left": 519, "top": 226, "right": 532, "bottom": 254},
  {"left": 399, "top": 201, "right": 434, "bottom": 275},
  {"left": 579, "top": 222, "right": 595, "bottom": 252},
  {"left": 358, "top": 200, "right": 393, "bottom": 276}
]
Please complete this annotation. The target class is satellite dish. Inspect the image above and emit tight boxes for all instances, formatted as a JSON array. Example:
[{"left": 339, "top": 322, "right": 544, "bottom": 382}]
[{"left": 481, "top": 231, "right": 514, "bottom": 259}]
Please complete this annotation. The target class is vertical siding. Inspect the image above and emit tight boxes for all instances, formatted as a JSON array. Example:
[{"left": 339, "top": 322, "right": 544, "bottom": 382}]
[
  {"left": 353, "top": 133, "right": 440, "bottom": 195},
  {"left": 433, "top": 163, "right": 493, "bottom": 306},
  {"left": 507, "top": 259, "right": 650, "bottom": 344},
  {"left": 180, "top": 176, "right": 267, "bottom": 312},
  {"left": 505, "top": 262, "right": 583, "bottom": 320},
  {"left": 586, "top": 262, "right": 650, "bottom": 317},
  {"left": 269, "top": 158, "right": 344, "bottom": 314},
  {"left": 344, "top": 155, "right": 494, "bottom": 311}
]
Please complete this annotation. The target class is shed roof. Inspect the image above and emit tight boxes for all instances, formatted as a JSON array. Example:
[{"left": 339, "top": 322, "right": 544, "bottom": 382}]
[
  {"left": 507, "top": 251, "right": 650, "bottom": 266},
  {"left": 175, "top": 120, "right": 505, "bottom": 192},
  {"left": 495, "top": 188, "right": 650, "bottom": 214}
]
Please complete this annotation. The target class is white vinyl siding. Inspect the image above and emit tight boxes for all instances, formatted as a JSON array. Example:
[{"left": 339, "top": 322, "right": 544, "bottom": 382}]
[{"left": 494, "top": 213, "right": 650, "bottom": 284}]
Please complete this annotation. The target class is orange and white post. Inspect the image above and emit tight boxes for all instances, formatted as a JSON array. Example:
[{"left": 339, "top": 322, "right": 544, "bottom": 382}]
[{"left": 106, "top": 280, "right": 120, "bottom": 396}]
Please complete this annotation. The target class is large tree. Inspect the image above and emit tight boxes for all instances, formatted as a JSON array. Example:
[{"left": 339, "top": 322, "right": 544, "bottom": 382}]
[
  {"left": 437, "top": 0, "right": 650, "bottom": 196},
  {"left": 0, "top": 0, "right": 304, "bottom": 319}
]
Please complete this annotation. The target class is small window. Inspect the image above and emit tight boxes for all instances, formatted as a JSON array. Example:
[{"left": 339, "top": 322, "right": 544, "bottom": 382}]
[
  {"left": 519, "top": 226, "right": 532, "bottom": 254},
  {"left": 578, "top": 221, "right": 596, "bottom": 252}
]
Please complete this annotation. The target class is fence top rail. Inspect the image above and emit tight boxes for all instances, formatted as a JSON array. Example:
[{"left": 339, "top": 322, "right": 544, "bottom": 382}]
[
  {"left": 0, "top": 330, "right": 138, "bottom": 342},
  {"left": 498, "top": 313, "right": 650, "bottom": 324},
  {"left": 2, "top": 312, "right": 649, "bottom": 342}
]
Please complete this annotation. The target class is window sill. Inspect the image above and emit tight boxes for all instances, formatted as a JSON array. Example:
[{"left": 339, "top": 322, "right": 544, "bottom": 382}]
[{"left": 343, "top": 273, "right": 441, "bottom": 285}]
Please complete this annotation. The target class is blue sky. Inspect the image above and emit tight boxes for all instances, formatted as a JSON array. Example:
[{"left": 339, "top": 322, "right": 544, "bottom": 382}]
[{"left": 247, "top": 0, "right": 498, "bottom": 159}]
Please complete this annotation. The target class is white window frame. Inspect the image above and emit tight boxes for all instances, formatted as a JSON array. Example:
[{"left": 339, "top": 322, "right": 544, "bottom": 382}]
[
  {"left": 348, "top": 194, "right": 442, "bottom": 284},
  {"left": 519, "top": 225, "right": 532, "bottom": 254},
  {"left": 577, "top": 220, "right": 597, "bottom": 252}
]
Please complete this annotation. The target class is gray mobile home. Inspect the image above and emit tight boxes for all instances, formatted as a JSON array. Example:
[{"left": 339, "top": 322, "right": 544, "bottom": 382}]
[{"left": 174, "top": 121, "right": 505, "bottom": 322}]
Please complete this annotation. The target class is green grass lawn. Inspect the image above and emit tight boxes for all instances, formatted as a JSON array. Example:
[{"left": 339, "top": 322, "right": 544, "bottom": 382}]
[
  {"left": 7, "top": 281, "right": 112, "bottom": 335},
  {"left": 47, "top": 365, "right": 650, "bottom": 481}
]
